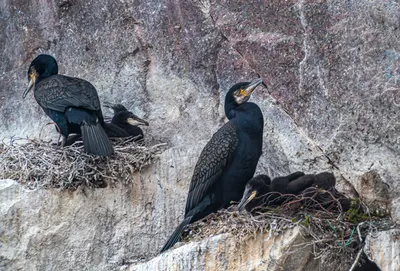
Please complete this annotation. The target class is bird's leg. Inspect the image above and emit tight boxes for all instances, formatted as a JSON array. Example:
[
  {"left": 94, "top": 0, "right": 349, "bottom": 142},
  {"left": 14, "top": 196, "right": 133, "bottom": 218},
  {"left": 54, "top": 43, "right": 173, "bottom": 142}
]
[
  {"left": 64, "top": 134, "right": 81, "bottom": 146},
  {"left": 46, "top": 122, "right": 63, "bottom": 146},
  {"left": 60, "top": 135, "right": 67, "bottom": 147}
]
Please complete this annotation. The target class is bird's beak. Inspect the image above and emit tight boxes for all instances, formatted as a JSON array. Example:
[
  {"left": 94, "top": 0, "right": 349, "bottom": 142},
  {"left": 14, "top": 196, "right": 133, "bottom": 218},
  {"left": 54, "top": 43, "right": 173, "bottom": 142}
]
[
  {"left": 241, "top": 78, "right": 264, "bottom": 96},
  {"left": 127, "top": 116, "right": 149, "bottom": 126},
  {"left": 238, "top": 189, "right": 257, "bottom": 211},
  {"left": 23, "top": 74, "right": 36, "bottom": 99}
]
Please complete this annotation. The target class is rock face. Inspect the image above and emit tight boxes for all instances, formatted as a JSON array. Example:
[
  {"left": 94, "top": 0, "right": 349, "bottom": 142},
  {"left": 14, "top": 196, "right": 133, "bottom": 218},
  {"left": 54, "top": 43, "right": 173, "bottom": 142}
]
[
  {"left": 129, "top": 228, "right": 319, "bottom": 271},
  {"left": 1, "top": 0, "right": 399, "bottom": 270},
  {"left": 365, "top": 229, "right": 400, "bottom": 271}
]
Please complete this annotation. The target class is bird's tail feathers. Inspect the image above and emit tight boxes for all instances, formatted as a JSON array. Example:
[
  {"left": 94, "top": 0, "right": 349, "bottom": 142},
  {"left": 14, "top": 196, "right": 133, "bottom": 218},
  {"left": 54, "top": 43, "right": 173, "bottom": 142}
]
[
  {"left": 160, "top": 216, "right": 192, "bottom": 253},
  {"left": 81, "top": 122, "right": 114, "bottom": 156}
]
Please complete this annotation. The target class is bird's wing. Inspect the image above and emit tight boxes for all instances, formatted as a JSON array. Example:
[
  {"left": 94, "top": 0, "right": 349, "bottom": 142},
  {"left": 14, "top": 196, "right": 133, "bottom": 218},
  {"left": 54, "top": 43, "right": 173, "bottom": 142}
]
[
  {"left": 287, "top": 175, "right": 316, "bottom": 194},
  {"left": 286, "top": 171, "right": 305, "bottom": 182},
  {"left": 34, "top": 75, "right": 101, "bottom": 112},
  {"left": 185, "top": 121, "right": 239, "bottom": 214}
]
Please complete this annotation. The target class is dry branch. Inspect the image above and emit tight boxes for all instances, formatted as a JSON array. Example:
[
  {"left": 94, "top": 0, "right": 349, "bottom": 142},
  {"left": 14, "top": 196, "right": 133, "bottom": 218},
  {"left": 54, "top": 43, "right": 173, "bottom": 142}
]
[
  {"left": 181, "top": 188, "right": 393, "bottom": 270},
  {"left": 0, "top": 136, "right": 167, "bottom": 189}
]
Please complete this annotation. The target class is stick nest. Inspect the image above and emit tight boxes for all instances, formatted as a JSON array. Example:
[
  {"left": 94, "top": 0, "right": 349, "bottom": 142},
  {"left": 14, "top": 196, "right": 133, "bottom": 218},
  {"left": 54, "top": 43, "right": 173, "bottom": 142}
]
[
  {"left": 0, "top": 137, "right": 167, "bottom": 189},
  {"left": 181, "top": 188, "right": 394, "bottom": 270}
]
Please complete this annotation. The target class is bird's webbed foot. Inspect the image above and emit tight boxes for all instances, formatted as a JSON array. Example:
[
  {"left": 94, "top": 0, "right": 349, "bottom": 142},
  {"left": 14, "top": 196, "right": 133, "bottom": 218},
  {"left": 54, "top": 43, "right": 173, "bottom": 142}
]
[{"left": 64, "top": 134, "right": 81, "bottom": 146}]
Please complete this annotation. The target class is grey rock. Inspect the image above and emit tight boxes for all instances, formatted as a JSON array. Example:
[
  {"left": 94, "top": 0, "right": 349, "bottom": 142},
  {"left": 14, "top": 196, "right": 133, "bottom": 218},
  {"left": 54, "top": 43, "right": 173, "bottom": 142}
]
[
  {"left": 129, "top": 228, "right": 319, "bottom": 271},
  {"left": 1, "top": 0, "right": 400, "bottom": 270},
  {"left": 365, "top": 229, "right": 400, "bottom": 271}
]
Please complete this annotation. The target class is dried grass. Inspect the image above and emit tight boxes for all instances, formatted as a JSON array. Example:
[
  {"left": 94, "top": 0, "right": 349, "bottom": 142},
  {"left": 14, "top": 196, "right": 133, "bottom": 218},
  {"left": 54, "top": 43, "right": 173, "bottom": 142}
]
[
  {"left": 182, "top": 188, "right": 394, "bottom": 270},
  {"left": 0, "top": 136, "right": 167, "bottom": 189}
]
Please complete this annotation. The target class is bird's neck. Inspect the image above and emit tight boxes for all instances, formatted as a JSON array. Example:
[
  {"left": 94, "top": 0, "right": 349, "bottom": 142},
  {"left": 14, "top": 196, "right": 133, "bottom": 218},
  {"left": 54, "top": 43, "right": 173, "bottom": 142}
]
[
  {"left": 224, "top": 100, "right": 239, "bottom": 120},
  {"left": 35, "top": 73, "right": 56, "bottom": 85}
]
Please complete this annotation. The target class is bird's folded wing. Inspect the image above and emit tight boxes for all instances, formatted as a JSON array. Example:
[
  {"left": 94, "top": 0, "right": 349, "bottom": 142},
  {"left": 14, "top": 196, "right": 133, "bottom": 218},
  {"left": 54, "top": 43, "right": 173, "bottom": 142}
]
[
  {"left": 185, "top": 121, "right": 238, "bottom": 214},
  {"left": 35, "top": 75, "right": 101, "bottom": 112}
]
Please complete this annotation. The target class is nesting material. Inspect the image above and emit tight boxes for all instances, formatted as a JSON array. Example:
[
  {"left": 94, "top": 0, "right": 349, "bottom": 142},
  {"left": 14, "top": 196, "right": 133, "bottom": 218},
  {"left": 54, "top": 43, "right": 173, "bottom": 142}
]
[
  {"left": 182, "top": 188, "right": 393, "bottom": 271},
  {"left": 0, "top": 137, "right": 167, "bottom": 189}
]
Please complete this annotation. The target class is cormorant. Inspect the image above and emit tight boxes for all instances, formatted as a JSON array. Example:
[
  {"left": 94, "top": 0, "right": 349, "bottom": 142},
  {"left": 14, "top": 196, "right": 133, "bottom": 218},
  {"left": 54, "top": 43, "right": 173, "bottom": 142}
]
[
  {"left": 238, "top": 171, "right": 306, "bottom": 211},
  {"left": 270, "top": 171, "right": 306, "bottom": 194},
  {"left": 300, "top": 172, "right": 348, "bottom": 211},
  {"left": 23, "top": 54, "right": 114, "bottom": 156},
  {"left": 313, "top": 172, "right": 336, "bottom": 189},
  {"left": 238, "top": 174, "right": 271, "bottom": 212},
  {"left": 103, "top": 102, "right": 149, "bottom": 141},
  {"left": 160, "top": 78, "right": 265, "bottom": 252}
]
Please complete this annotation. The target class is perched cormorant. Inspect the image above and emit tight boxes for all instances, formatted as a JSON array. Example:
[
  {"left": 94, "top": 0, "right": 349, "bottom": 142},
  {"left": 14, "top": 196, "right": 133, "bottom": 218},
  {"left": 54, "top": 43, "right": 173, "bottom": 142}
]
[
  {"left": 238, "top": 174, "right": 271, "bottom": 212},
  {"left": 313, "top": 172, "right": 336, "bottom": 189},
  {"left": 300, "top": 172, "right": 348, "bottom": 211},
  {"left": 160, "top": 78, "right": 265, "bottom": 252},
  {"left": 238, "top": 171, "right": 306, "bottom": 210},
  {"left": 238, "top": 171, "right": 350, "bottom": 212},
  {"left": 103, "top": 102, "right": 149, "bottom": 141},
  {"left": 23, "top": 54, "right": 114, "bottom": 156},
  {"left": 270, "top": 171, "right": 306, "bottom": 194},
  {"left": 103, "top": 122, "right": 131, "bottom": 138}
]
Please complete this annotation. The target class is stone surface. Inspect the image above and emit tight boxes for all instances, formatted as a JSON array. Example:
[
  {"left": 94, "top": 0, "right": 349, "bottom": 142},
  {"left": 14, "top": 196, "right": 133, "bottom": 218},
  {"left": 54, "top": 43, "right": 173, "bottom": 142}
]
[
  {"left": 129, "top": 228, "right": 319, "bottom": 271},
  {"left": 1, "top": 0, "right": 400, "bottom": 270},
  {"left": 0, "top": 145, "right": 200, "bottom": 271},
  {"left": 365, "top": 229, "right": 400, "bottom": 271}
]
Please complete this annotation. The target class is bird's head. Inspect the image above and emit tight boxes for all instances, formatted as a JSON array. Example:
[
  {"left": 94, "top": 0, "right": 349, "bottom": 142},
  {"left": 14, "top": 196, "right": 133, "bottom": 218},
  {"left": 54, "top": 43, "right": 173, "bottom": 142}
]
[
  {"left": 103, "top": 102, "right": 129, "bottom": 114},
  {"left": 116, "top": 111, "right": 149, "bottom": 127},
  {"left": 238, "top": 174, "right": 271, "bottom": 212},
  {"left": 23, "top": 54, "right": 58, "bottom": 98},
  {"left": 224, "top": 78, "right": 266, "bottom": 118}
]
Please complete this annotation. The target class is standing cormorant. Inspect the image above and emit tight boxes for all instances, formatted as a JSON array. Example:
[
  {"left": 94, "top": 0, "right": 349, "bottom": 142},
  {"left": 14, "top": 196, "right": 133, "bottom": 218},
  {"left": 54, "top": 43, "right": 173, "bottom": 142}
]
[
  {"left": 23, "top": 54, "right": 114, "bottom": 156},
  {"left": 160, "top": 78, "right": 265, "bottom": 252},
  {"left": 103, "top": 102, "right": 149, "bottom": 141}
]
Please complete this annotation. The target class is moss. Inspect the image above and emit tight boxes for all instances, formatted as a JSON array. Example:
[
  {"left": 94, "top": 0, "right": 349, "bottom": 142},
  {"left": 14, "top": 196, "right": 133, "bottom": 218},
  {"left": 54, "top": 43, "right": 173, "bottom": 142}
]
[
  {"left": 301, "top": 215, "right": 312, "bottom": 227},
  {"left": 345, "top": 198, "right": 369, "bottom": 223}
]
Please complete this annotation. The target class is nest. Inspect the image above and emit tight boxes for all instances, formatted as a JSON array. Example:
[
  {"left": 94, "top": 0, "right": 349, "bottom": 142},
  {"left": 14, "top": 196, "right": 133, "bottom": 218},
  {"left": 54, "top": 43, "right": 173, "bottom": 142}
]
[
  {"left": 182, "top": 188, "right": 394, "bottom": 271},
  {"left": 0, "top": 136, "right": 167, "bottom": 189}
]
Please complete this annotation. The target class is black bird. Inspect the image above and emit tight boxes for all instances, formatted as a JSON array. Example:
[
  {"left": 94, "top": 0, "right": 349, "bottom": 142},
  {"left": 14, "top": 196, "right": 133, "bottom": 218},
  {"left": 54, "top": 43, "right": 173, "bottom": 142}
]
[
  {"left": 313, "top": 172, "right": 336, "bottom": 189},
  {"left": 238, "top": 174, "right": 271, "bottom": 212},
  {"left": 23, "top": 54, "right": 114, "bottom": 156},
  {"left": 300, "top": 172, "right": 348, "bottom": 211},
  {"left": 270, "top": 171, "right": 306, "bottom": 194},
  {"left": 238, "top": 172, "right": 306, "bottom": 210},
  {"left": 160, "top": 78, "right": 265, "bottom": 252},
  {"left": 103, "top": 102, "right": 149, "bottom": 141},
  {"left": 271, "top": 172, "right": 337, "bottom": 206},
  {"left": 354, "top": 257, "right": 381, "bottom": 271}
]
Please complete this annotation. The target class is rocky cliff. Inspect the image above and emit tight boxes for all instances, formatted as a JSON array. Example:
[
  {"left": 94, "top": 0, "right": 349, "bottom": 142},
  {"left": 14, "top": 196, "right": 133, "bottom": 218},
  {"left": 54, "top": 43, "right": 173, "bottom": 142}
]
[{"left": 1, "top": 0, "right": 399, "bottom": 270}]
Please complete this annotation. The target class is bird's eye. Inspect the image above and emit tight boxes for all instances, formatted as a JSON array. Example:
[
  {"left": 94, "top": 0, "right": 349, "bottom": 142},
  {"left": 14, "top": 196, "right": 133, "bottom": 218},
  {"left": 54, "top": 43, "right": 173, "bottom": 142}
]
[
  {"left": 239, "top": 88, "right": 247, "bottom": 96},
  {"left": 29, "top": 67, "right": 37, "bottom": 80}
]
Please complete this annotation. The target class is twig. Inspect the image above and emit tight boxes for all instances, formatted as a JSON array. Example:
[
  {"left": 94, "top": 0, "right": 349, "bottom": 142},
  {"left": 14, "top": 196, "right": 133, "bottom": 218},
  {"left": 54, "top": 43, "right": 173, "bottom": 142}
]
[{"left": 348, "top": 248, "right": 363, "bottom": 271}]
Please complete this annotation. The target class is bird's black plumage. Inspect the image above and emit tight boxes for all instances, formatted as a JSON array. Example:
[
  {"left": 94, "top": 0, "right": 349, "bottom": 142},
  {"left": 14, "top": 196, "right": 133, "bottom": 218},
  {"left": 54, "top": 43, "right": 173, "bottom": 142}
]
[
  {"left": 103, "top": 102, "right": 149, "bottom": 141},
  {"left": 354, "top": 257, "right": 381, "bottom": 271},
  {"left": 238, "top": 174, "right": 271, "bottom": 212},
  {"left": 103, "top": 122, "right": 131, "bottom": 138},
  {"left": 160, "top": 79, "right": 265, "bottom": 252},
  {"left": 313, "top": 172, "right": 336, "bottom": 189},
  {"left": 300, "top": 172, "right": 347, "bottom": 211},
  {"left": 270, "top": 171, "right": 306, "bottom": 194},
  {"left": 247, "top": 171, "right": 306, "bottom": 207},
  {"left": 23, "top": 54, "right": 114, "bottom": 156}
]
